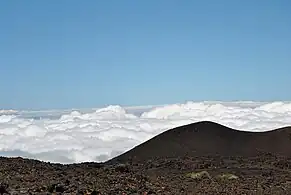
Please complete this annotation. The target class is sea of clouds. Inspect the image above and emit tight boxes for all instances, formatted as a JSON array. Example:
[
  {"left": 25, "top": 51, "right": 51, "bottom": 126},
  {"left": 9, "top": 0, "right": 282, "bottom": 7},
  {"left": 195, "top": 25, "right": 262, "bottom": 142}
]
[{"left": 0, "top": 101, "right": 291, "bottom": 164}]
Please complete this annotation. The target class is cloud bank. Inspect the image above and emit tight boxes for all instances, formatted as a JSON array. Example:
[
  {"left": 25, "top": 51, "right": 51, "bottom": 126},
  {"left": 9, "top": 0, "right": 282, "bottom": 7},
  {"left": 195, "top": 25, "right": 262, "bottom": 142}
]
[{"left": 0, "top": 101, "right": 290, "bottom": 164}]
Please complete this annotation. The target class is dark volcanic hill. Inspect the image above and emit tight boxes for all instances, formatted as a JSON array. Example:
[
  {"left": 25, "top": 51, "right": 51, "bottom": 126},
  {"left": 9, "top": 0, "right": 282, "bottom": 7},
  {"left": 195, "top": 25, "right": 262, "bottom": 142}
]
[{"left": 107, "top": 121, "right": 291, "bottom": 164}]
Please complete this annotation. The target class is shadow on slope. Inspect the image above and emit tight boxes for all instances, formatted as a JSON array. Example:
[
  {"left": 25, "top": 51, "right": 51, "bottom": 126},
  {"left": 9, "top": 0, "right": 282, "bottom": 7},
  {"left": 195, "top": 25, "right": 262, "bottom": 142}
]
[{"left": 106, "top": 121, "right": 291, "bottom": 164}]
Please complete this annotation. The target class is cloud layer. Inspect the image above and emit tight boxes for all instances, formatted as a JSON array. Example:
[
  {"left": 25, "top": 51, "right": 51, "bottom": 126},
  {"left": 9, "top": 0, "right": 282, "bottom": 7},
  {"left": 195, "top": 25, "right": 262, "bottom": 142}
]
[{"left": 0, "top": 101, "right": 291, "bottom": 164}]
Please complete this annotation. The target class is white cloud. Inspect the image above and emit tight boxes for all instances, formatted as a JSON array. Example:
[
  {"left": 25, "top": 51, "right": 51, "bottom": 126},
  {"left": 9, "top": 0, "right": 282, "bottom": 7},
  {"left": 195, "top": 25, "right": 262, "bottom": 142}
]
[
  {"left": 0, "top": 101, "right": 291, "bottom": 164},
  {"left": 0, "top": 109, "right": 18, "bottom": 115}
]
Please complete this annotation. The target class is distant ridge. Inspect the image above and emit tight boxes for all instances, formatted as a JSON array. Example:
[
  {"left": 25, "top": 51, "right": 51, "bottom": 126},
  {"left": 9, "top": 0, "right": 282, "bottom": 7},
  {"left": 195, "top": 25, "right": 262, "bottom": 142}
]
[{"left": 106, "top": 121, "right": 291, "bottom": 164}]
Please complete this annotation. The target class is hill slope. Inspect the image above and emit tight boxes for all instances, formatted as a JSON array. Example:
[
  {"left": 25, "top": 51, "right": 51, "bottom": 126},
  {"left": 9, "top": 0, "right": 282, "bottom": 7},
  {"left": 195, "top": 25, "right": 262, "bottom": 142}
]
[{"left": 107, "top": 121, "right": 291, "bottom": 164}]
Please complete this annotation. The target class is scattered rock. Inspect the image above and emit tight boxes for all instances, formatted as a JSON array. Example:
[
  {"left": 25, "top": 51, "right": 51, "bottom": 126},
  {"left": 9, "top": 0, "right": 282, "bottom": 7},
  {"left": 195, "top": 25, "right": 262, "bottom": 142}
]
[
  {"left": 186, "top": 171, "right": 211, "bottom": 180},
  {"left": 216, "top": 173, "right": 239, "bottom": 180},
  {"left": 0, "top": 182, "right": 8, "bottom": 195}
]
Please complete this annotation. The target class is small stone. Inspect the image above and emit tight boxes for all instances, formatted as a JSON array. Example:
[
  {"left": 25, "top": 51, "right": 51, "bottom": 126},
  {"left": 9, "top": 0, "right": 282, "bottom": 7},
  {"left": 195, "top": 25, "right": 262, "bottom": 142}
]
[
  {"left": 91, "top": 190, "right": 99, "bottom": 195},
  {"left": 0, "top": 183, "right": 9, "bottom": 195}
]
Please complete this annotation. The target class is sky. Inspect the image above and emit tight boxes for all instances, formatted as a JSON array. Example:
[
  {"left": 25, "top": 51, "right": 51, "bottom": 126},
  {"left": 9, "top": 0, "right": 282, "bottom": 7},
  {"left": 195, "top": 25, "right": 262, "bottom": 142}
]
[{"left": 0, "top": 0, "right": 290, "bottom": 110}]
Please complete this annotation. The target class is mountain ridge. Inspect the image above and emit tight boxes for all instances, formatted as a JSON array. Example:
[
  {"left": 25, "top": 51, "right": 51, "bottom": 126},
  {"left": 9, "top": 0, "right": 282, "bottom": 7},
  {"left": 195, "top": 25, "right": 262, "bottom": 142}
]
[{"left": 106, "top": 121, "right": 291, "bottom": 164}]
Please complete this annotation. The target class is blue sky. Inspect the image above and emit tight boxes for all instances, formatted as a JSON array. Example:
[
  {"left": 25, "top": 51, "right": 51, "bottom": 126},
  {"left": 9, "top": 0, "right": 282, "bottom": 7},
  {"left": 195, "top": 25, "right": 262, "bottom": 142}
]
[{"left": 0, "top": 0, "right": 290, "bottom": 110}]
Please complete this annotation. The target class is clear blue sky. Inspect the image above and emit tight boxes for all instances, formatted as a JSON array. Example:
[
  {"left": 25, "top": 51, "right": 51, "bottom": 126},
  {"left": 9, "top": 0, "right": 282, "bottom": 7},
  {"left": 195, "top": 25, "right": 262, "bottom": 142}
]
[{"left": 0, "top": 0, "right": 290, "bottom": 110}]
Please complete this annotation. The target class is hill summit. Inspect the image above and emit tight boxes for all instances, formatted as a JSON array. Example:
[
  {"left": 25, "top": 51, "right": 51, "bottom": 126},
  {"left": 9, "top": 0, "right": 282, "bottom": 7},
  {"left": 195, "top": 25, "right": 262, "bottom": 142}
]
[{"left": 107, "top": 121, "right": 291, "bottom": 164}]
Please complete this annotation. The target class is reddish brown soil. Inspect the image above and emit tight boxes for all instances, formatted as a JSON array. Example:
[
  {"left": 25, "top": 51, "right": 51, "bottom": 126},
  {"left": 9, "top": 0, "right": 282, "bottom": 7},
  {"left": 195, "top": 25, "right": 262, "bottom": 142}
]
[{"left": 1, "top": 121, "right": 291, "bottom": 194}]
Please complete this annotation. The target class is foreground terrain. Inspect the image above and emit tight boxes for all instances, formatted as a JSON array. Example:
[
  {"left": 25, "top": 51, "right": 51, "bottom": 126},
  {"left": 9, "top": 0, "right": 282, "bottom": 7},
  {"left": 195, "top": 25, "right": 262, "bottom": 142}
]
[
  {"left": 1, "top": 155, "right": 291, "bottom": 194},
  {"left": 1, "top": 121, "right": 291, "bottom": 194}
]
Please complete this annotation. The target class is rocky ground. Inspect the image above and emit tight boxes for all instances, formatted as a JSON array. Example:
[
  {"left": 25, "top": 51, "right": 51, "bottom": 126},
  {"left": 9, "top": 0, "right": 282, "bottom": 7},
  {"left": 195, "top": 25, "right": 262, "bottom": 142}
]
[{"left": 1, "top": 154, "right": 291, "bottom": 194}]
